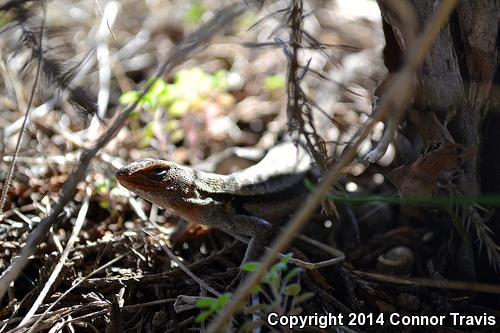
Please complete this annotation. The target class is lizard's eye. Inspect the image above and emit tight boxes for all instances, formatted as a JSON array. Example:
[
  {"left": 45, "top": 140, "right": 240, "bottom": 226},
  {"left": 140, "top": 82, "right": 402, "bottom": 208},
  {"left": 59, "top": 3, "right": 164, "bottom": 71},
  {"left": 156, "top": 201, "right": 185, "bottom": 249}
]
[{"left": 149, "top": 167, "right": 168, "bottom": 180}]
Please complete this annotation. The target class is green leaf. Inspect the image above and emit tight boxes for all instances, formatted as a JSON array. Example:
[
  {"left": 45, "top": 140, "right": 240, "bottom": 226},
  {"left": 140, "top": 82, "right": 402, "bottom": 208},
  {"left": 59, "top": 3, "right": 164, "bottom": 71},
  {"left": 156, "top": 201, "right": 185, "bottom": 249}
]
[
  {"left": 165, "top": 119, "right": 179, "bottom": 131},
  {"left": 128, "top": 109, "right": 140, "bottom": 119},
  {"left": 196, "top": 297, "right": 216, "bottom": 308},
  {"left": 283, "top": 283, "right": 301, "bottom": 296},
  {"left": 184, "top": 1, "right": 205, "bottom": 25},
  {"left": 280, "top": 253, "right": 292, "bottom": 264},
  {"left": 169, "top": 100, "right": 191, "bottom": 117},
  {"left": 141, "top": 93, "right": 155, "bottom": 110},
  {"left": 95, "top": 179, "right": 109, "bottom": 192},
  {"left": 119, "top": 91, "right": 141, "bottom": 105},
  {"left": 217, "top": 292, "right": 232, "bottom": 307},
  {"left": 139, "top": 79, "right": 168, "bottom": 110},
  {"left": 139, "top": 123, "right": 155, "bottom": 148},
  {"left": 99, "top": 200, "right": 110, "bottom": 209},
  {"left": 169, "top": 129, "right": 185, "bottom": 143},
  {"left": 283, "top": 267, "right": 303, "bottom": 285},
  {"left": 303, "top": 178, "right": 315, "bottom": 191},
  {"left": 274, "top": 262, "right": 287, "bottom": 272},
  {"left": 245, "top": 303, "right": 266, "bottom": 314},
  {"left": 142, "top": 123, "right": 154, "bottom": 139},
  {"left": 250, "top": 283, "right": 262, "bottom": 294},
  {"left": 242, "top": 262, "right": 260, "bottom": 272},
  {"left": 211, "top": 70, "right": 228, "bottom": 90},
  {"left": 158, "top": 84, "right": 176, "bottom": 106},
  {"left": 196, "top": 310, "right": 213, "bottom": 322},
  {"left": 264, "top": 74, "right": 285, "bottom": 93},
  {"left": 264, "top": 269, "right": 278, "bottom": 285},
  {"left": 149, "top": 79, "right": 168, "bottom": 96}
]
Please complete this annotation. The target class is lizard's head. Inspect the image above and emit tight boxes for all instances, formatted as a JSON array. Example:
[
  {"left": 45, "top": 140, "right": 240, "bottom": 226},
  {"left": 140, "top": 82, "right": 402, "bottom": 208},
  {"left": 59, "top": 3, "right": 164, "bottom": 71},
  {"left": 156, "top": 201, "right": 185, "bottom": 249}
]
[{"left": 115, "top": 159, "right": 194, "bottom": 205}]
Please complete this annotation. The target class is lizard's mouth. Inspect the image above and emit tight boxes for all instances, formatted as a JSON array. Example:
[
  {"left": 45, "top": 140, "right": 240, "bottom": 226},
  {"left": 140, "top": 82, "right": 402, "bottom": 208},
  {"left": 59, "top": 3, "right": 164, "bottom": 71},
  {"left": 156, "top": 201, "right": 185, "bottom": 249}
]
[
  {"left": 115, "top": 168, "right": 160, "bottom": 192},
  {"left": 115, "top": 167, "right": 130, "bottom": 179},
  {"left": 115, "top": 166, "right": 136, "bottom": 185}
]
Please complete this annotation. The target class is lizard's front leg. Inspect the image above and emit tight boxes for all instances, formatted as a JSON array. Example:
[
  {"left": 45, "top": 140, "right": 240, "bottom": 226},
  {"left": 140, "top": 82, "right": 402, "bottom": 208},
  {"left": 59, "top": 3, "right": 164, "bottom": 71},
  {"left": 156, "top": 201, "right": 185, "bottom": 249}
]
[
  {"left": 202, "top": 208, "right": 272, "bottom": 283},
  {"left": 226, "top": 214, "right": 273, "bottom": 264}
]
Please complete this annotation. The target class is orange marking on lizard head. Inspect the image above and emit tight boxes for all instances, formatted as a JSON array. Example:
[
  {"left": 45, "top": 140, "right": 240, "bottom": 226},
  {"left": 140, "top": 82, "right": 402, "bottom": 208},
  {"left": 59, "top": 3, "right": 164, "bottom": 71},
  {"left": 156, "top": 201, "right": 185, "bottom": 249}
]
[
  {"left": 115, "top": 159, "right": 174, "bottom": 193},
  {"left": 116, "top": 159, "right": 201, "bottom": 223}
]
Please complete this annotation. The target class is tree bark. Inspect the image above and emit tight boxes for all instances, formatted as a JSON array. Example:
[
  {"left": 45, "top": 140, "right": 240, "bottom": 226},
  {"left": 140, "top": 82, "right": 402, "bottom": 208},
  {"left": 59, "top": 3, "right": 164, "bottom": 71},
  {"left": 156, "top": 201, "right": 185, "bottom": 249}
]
[{"left": 377, "top": 0, "right": 500, "bottom": 276}]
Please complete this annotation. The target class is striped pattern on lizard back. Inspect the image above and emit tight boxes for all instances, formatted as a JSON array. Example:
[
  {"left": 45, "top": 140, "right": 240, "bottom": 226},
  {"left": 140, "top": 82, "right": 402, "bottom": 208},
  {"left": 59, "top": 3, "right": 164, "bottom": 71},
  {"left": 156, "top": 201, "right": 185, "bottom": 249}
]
[{"left": 177, "top": 142, "right": 313, "bottom": 196}]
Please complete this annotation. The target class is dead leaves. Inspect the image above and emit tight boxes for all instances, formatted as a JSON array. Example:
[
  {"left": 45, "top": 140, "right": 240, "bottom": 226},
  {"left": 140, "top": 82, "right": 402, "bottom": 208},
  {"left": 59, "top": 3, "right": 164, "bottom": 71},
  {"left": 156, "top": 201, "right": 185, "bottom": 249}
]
[{"left": 388, "top": 143, "right": 477, "bottom": 198}]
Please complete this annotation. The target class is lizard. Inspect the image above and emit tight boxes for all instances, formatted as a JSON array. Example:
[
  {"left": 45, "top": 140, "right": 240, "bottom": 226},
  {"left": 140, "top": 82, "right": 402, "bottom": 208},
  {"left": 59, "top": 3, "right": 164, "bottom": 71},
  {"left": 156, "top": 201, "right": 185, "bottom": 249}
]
[{"left": 115, "top": 142, "right": 316, "bottom": 275}]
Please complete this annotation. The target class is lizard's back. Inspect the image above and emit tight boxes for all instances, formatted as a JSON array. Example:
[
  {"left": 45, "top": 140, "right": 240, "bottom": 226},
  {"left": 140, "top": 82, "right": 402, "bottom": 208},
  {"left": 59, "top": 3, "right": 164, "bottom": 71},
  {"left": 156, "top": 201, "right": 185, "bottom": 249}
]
[{"left": 190, "top": 142, "right": 314, "bottom": 196}]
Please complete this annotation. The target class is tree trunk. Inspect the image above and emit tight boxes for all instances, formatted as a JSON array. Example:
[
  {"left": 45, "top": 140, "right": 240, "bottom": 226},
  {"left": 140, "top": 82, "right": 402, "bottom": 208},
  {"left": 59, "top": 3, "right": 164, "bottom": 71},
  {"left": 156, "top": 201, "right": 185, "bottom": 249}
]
[{"left": 376, "top": 0, "right": 500, "bottom": 277}]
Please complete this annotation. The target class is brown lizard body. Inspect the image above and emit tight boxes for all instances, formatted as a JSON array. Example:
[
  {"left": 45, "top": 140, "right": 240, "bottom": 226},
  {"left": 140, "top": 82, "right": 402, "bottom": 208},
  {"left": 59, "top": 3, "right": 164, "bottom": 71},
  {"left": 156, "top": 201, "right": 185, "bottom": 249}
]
[{"left": 115, "top": 142, "right": 314, "bottom": 267}]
